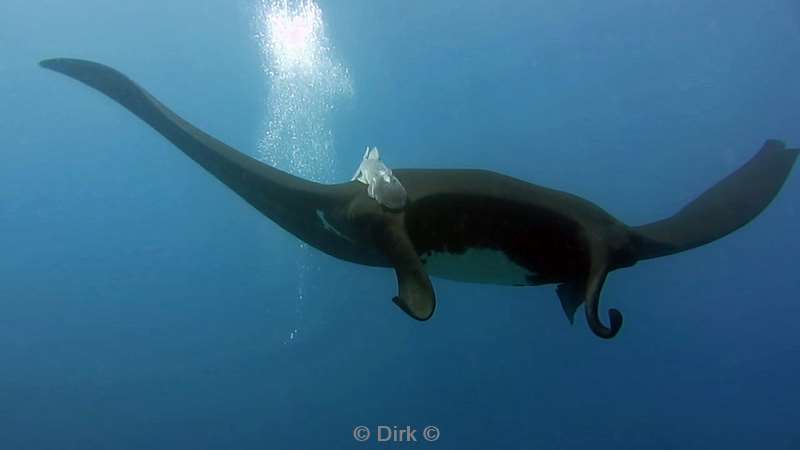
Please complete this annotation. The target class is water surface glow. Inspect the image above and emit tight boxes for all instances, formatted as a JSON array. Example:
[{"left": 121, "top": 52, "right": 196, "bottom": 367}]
[
  {"left": 255, "top": 0, "right": 352, "bottom": 182},
  {"left": 254, "top": 0, "right": 352, "bottom": 342}
]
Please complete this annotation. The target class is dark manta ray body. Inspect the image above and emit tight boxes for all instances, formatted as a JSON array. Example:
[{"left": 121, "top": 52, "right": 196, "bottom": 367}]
[{"left": 41, "top": 58, "right": 799, "bottom": 339}]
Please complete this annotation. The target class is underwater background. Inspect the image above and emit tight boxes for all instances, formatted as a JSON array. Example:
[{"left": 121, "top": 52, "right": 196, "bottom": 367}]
[{"left": 2, "top": 0, "right": 800, "bottom": 448}]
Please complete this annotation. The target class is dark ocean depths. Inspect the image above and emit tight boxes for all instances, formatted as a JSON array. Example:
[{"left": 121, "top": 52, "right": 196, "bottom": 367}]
[{"left": 2, "top": 0, "right": 799, "bottom": 449}]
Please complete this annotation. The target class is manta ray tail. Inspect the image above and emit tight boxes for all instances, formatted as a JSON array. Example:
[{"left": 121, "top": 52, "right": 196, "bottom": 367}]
[{"left": 633, "top": 140, "right": 798, "bottom": 260}]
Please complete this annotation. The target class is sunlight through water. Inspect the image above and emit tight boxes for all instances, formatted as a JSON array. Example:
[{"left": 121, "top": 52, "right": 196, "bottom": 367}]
[
  {"left": 254, "top": 0, "right": 352, "bottom": 343},
  {"left": 255, "top": 0, "right": 352, "bottom": 181}
]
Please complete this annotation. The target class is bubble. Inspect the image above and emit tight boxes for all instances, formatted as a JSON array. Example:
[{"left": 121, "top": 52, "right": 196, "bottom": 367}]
[{"left": 254, "top": 0, "right": 353, "bottom": 182}]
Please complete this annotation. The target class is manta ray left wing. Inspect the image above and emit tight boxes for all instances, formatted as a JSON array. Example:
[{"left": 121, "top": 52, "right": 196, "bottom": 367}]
[{"left": 39, "top": 58, "right": 330, "bottom": 222}]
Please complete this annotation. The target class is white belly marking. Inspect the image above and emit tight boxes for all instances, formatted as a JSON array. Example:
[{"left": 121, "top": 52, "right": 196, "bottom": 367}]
[{"left": 421, "top": 248, "right": 533, "bottom": 286}]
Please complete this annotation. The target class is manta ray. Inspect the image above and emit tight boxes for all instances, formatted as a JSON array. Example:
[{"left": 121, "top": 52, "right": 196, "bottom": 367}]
[{"left": 40, "top": 58, "right": 798, "bottom": 339}]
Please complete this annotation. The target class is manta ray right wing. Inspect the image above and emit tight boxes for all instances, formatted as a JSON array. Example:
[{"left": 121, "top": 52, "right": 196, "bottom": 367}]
[{"left": 634, "top": 140, "right": 799, "bottom": 259}]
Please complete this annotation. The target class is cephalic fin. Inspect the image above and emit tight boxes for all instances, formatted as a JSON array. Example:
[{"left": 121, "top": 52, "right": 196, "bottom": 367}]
[
  {"left": 556, "top": 246, "right": 623, "bottom": 338},
  {"left": 583, "top": 246, "right": 622, "bottom": 339},
  {"left": 376, "top": 218, "right": 435, "bottom": 321}
]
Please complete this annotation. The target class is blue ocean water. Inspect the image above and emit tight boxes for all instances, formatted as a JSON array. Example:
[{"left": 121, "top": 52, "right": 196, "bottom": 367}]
[{"left": 2, "top": 0, "right": 799, "bottom": 449}]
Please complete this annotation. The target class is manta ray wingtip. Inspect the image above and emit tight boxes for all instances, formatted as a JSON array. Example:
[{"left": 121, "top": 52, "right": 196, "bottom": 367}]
[
  {"left": 763, "top": 139, "right": 786, "bottom": 149},
  {"left": 39, "top": 58, "right": 75, "bottom": 74},
  {"left": 39, "top": 58, "right": 101, "bottom": 75},
  {"left": 39, "top": 57, "right": 71, "bottom": 68},
  {"left": 761, "top": 139, "right": 800, "bottom": 157}
]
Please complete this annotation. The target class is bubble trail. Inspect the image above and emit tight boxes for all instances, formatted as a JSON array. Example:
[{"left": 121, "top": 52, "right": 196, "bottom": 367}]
[
  {"left": 255, "top": 0, "right": 352, "bottom": 182},
  {"left": 253, "top": 0, "right": 352, "bottom": 343}
]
